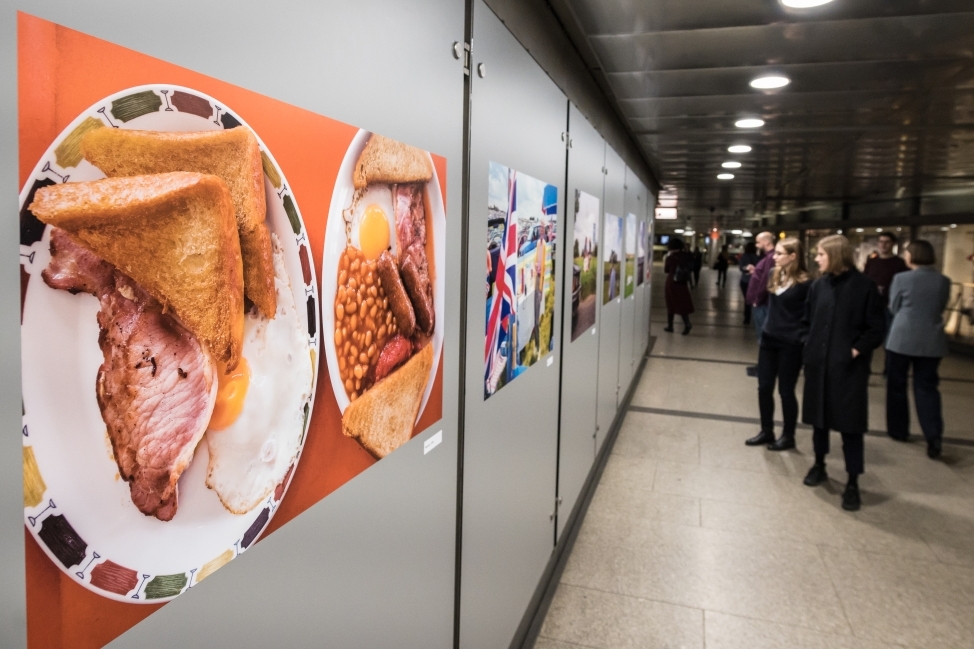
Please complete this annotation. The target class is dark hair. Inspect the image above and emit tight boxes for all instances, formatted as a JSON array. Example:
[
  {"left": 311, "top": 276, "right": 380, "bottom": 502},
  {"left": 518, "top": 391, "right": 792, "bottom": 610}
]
[
  {"left": 878, "top": 231, "right": 898, "bottom": 243},
  {"left": 906, "top": 239, "right": 935, "bottom": 266},
  {"left": 744, "top": 242, "right": 757, "bottom": 255},
  {"left": 667, "top": 237, "right": 685, "bottom": 251}
]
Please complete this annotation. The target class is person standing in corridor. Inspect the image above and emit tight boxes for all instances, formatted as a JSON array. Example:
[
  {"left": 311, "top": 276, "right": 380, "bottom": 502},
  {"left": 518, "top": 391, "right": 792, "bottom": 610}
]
[
  {"left": 885, "top": 240, "right": 951, "bottom": 459},
  {"left": 801, "top": 235, "right": 887, "bottom": 512},
  {"left": 691, "top": 247, "right": 703, "bottom": 288},
  {"left": 745, "top": 238, "right": 810, "bottom": 451},
  {"left": 738, "top": 241, "right": 760, "bottom": 325},
  {"left": 663, "top": 238, "right": 694, "bottom": 335},
  {"left": 744, "top": 232, "right": 777, "bottom": 375},
  {"left": 714, "top": 247, "right": 729, "bottom": 287},
  {"left": 863, "top": 231, "right": 908, "bottom": 303}
]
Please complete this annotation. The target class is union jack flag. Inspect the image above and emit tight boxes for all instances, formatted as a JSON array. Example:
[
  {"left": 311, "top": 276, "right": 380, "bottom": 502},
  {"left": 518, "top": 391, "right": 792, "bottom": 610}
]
[{"left": 485, "top": 169, "right": 518, "bottom": 392}]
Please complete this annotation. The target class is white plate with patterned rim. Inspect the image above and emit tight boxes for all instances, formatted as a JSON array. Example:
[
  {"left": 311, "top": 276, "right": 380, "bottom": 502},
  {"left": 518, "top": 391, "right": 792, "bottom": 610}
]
[
  {"left": 19, "top": 85, "right": 319, "bottom": 603},
  {"left": 321, "top": 129, "right": 444, "bottom": 421}
]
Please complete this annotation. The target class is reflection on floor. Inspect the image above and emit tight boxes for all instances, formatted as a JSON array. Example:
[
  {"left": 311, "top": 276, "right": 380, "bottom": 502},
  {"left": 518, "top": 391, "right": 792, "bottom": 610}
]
[{"left": 534, "top": 266, "right": 974, "bottom": 649}]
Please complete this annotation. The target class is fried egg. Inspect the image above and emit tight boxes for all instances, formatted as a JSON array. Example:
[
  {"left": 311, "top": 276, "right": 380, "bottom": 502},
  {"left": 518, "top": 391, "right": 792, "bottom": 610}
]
[
  {"left": 204, "top": 234, "right": 312, "bottom": 515},
  {"left": 348, "top": 184, "right": 396, "bottom": 261}
]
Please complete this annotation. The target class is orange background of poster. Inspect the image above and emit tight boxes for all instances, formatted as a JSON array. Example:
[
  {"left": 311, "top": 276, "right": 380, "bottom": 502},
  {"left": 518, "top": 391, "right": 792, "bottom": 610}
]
[{"left": 18, "top": 13, "right": 445, "bottom": 649}]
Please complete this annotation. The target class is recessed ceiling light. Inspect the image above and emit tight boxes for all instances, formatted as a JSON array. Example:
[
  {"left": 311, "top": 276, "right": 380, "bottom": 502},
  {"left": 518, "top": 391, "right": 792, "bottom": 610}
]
[
  {"left": 735, "top": 118, "right": 765, "bottom": 129},
  {"left": 674, "top": 229, "right": 684, "bottom": 234},
  {"left": 722, "top": 161, "right": 742, "bottom": 169},
  {"left": 781, "top": 0, "right": 834, "bottom": 7},
  {"left": 876, "top": 228, "right": 883, "bottom": 232},
  {"left": 728, "top": 145, "right": 752, "bottom": 153},
  {"left": 717, "top": 173, "right": 735, "bottom": 180},
  {"left": 855, "top": 228, "right": 864, "bottom": 233},
  {"left": 750, "top": 75, "right": 790, "bottom": 90},
  {"left": 731, "top": 229, "right": 743, "bottom": 235},
  {"left": 951, "top": 223, "right": 958, "bottom": 228}
]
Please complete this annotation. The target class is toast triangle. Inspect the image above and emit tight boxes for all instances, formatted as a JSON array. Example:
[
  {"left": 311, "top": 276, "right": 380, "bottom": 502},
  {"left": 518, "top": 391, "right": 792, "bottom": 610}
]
[
  {"left": 80, "top": 127, "right": 276, "bottom": 318},
  {"left": 353, "top": 134, "right": 433, "bottom": 189},
  {"left": 30, "top": 172, "right": 245, "bottom": 369}
]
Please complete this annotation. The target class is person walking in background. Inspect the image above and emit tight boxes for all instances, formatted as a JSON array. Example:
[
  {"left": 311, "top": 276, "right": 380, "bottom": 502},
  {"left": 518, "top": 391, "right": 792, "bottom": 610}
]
[
  {"left": 691, "top": 247, "right": 703, "bottom": 288},
  {"left": 801, "top": 235, "right": 887, "bottom": 512},
  {"left": 745, "top": 238, "right": 811, "bottom": 451},
  {"left": 744, "top": 232, "right": 777, "bottom": 375},
  {"left": 664, "top": 238, "right": 694, "bottom": 335},
  {"left": 885, "top": 240, "right": 951, "bottom": 459},
  {"left": 714, "top": 247, "right": 729, "bottom": 287},
  {"left": 738, "top": 241, "right": 760, "bottom": 325},
  {"left": 864, "top": 231, "right": 909, "bottom": 303}
]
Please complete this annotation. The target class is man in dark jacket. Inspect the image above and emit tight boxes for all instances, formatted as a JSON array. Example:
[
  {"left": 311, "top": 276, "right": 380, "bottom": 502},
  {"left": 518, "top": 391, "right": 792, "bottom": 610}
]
[
  {"left": 801, "top": 235, "right": 887, "bottom": 511},
  {"left": 744, "top": 232, "right": 776, "bottom": 376}
]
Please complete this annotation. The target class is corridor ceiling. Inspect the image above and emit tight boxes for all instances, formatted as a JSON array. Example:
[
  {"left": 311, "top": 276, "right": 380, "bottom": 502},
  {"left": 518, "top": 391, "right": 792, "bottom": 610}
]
[{"left": 548, "top": 0, "right": 974, "bottom": 230}]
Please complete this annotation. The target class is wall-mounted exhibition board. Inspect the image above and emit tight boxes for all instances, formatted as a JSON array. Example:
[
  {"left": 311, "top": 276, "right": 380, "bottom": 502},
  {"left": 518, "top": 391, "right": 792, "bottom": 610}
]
[
  {"left": 617, "top": 170, "right": 645, "bottom": 392},
  {"left": 460, "top": 2, "right": 566, "bottom": 647},
  {"left": 5, "top": 2, "right": 463, "bottom": 647},
  {"left": 636, "top": 194, "right": 655, "bottom": 356},
  {"left": 595, "top": 146, "right": 626, "bottom": 454},
  {"left": 556, "top": 104, "right": 605, "bottom": 541}
]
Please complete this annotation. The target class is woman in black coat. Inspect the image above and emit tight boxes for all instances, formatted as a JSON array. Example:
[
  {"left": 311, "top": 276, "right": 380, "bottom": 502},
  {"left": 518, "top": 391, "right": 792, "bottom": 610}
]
[
  {"left": 663, "top": 238, "right": 694, "bottom": 335},
  {"left": 801, "top": 235, "right": 887, "bottom": 511}
]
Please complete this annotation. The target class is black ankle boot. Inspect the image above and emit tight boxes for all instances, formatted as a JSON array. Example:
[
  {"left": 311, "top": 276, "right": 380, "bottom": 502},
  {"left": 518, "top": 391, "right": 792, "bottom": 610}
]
[
  {"left": 842, "top": 481, "right": 861, "bottom": 511},
  {"left": 682, "top": 324, "right": 692, "bottom": 335},
  {"left": 745, "top": 431, "right": 775, "bottom": 446},
  {"left": 927, "top": 438, "right": 943, "bottom": 460},
  {"left": 803, "top": 463, "right": 828, "bottom": 487},
  {"left": 767, "top": 435, "right": 795, "bottom": 451}
]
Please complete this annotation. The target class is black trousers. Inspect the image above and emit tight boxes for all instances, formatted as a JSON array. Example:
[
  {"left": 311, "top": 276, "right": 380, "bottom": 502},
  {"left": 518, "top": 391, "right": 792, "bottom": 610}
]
[
  {"left": 757, "top": 338, "right": 803, "bottom": 437},
  {"left": 740, "top": 281, "right": 752, "bottom": 323},
  {"left": 813, "top": 427, "right": 864, "bottom": 476},
  {"left": 667, "top": 312, "right": 691, "bottom": 329},
  {"left": 692, "top": 269, "right": 701, "bottom": 287},
  {"left": 716, "top": 268, "right": 727, "bottom": 286},
  {"left": 886, "top": 350, "right": 943, "bottom": 442}
]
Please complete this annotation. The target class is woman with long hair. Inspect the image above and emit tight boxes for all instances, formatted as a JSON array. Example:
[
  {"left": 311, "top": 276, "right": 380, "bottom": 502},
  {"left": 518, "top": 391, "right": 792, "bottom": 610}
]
[
  {"left": 801, "top": 235, "right": 886, "bottom": 511},
  {"left": 663, "top": 237, "right": 694, "bottom": 335},
  {"left": 745, "top": 238, "right": 811, "bottom": 451},
  {"left": 885, "top": 240, "right": 951, "bottom": 459}
]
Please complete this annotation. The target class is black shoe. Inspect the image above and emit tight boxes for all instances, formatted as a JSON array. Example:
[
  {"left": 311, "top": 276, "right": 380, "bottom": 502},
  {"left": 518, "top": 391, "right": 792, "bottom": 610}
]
[
  {"left": 841, "top": 482, "right": 861, "bottom": 511},
  {"left": 927, "top": 438, "right": 943, "bottom": 460},
  {"left": 682, "top": 325, "right": 692, "bottom": 335},
  {"left": 888, "top": 432, "right": 911, "bottom": 443},
  {"left": 745, "top": 431, "right": 775, "bottom": 446},
  {"left": 745, "top": 365, "right": 758, "bottom": 377},
  {"left": 803, "top": 464, "right": 828, "bottom": 487},
  {"left": 663, "top": 326, "right": 674, "bottom": 333},
  {"left": 767, "top": 436, "right": 796, "bottom": 451}
]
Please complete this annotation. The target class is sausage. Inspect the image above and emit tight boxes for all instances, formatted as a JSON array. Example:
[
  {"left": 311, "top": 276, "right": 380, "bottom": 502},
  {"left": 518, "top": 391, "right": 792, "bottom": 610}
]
[
  {"left": 400, "top": 255, "right": 434, "bottom": 336},
  {"left": 376, "top": 250, "right": 415, "bottom": 338},
  {"left": 374, "top": 334, "right": 413, "bottom": 381}
]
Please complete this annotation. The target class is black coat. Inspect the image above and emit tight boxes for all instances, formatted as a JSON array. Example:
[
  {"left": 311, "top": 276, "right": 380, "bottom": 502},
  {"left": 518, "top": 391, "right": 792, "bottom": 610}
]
[{"left": 801, "top": 269, "right": 886, "bottom": 434}]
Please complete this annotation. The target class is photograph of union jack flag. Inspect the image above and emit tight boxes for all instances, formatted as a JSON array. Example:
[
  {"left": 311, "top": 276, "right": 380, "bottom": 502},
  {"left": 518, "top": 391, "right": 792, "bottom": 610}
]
[{"left": 485, "top": 161, "right": 558, "bottom": 399}]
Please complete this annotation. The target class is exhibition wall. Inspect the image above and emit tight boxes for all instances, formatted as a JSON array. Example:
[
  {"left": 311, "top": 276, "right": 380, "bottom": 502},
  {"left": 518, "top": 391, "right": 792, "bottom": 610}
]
[{"left": 0, "top": 1, "right": 655, "bottom": 648}]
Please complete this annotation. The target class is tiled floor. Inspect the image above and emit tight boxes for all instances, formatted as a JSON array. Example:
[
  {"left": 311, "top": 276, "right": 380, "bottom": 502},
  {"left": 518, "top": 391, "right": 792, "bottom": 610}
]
[{"left": 533, "top": 266, "right": 974, "bottom": 649}]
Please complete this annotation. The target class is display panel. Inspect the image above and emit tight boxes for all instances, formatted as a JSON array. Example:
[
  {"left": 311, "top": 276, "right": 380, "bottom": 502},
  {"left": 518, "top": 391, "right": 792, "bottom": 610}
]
[
  {"left": 624, "top": 213, "right": 637, "bottom": 298},
  {"left": 484, "top": 161, "right": 558, "bottom": 398},
  {"left": 601, "top": 213, "right": 623, "bottom": 305},
  {"left": 637, "top": 220, "right": 646, "bottom": 286},
  {"left": 18, "top": 15, "right": 446, "bottom": 647},
  {"left": 570, "top": 189, "right": 600, "bottom": 341}
]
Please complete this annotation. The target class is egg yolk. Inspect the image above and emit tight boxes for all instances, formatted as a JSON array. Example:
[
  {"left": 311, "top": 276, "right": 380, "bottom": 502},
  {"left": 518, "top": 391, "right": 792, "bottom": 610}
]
[
  {"left": 209, "top": 357, "right": 251, "bottom": 431},
  {"left": 359, "top": 204, "right": 390, "bottom": 261}
]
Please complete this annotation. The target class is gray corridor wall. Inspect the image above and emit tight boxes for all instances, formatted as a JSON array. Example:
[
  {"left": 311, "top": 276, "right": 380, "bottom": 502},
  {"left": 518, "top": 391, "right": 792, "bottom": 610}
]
[{"left": 2, "top": 2, "right": 656, "bottom": 647}]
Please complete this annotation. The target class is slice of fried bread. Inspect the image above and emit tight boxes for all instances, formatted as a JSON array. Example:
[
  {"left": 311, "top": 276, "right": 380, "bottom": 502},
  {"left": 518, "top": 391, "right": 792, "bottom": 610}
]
[
  {"left": 341, "top": 342, "right": 433, "bottom": 458},
  {"left": 80, "top": 127, "right": 276, "bottom": 318},
  {"left": 353, "top": 134, "right": 433, "bottom": 189},
  {"left": 31, "top": 172, "right": 244, "bottom": 369}
]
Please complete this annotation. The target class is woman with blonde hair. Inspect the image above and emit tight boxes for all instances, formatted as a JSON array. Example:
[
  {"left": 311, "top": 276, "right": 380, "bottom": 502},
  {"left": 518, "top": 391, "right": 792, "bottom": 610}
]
[
  {"left": 745, "top": 238, "right": 811, "bottom": 451},
  {"left": 801, "top": 234, "right": 886, "bottom": 511}
]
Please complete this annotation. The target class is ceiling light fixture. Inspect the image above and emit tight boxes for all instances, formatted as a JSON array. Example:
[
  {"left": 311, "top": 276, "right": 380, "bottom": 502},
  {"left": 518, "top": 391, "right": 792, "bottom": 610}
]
[
  {"left": 722, "top": 161, "right": 742, "bottom": 169},
  {"left": 855, "top": 228, "right": 864, "bottom": 233},
  {"left": 750, "top": 75, "right": 790, "bottom": 90},
  {"left": 674, "top": 229, "right": 685, "bottom": 234},
  {"left": 731, "top": 229, "right": 743, "bottom": 235},
  {"left": 781, "top": 0, "right": 835, "bottom": 7},
  {"left": 717, "top": 173, "right": 735, "bottom": 180},
  {"left": 728, "top": 145, "right": 752, "bottom": 153},
  {"left": 735, "top": 118, "right": 765, "bottom": 129}
]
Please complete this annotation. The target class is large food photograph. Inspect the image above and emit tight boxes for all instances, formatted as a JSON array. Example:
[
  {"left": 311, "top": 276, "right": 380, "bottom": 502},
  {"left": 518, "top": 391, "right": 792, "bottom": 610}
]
[
  {"left": 323, "top": 132, "right": 445, "bottom": 459},
  {"left": 571, "top": 190, "right": 600, "bottom": 342},
  {"left": 20, "top": 86, "right": 318, "bottom": 603},
  {"left": 637, "top": 220, "right": 647, "bottom": 286},
  {"left": 485, "top": 162, "right": 558, "bottom": 398}
]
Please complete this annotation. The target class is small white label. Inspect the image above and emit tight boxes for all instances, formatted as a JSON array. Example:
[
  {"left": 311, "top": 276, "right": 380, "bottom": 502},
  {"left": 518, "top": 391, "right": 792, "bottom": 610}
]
[
  {"left": 546, "top": 356, "right": 554, "bottom": 367},
  {"left": 591, "top": 328, "right": 597, "bottom": 335},
  {"left": 424, "top": 430, "right": 443, "bottom": 455}
]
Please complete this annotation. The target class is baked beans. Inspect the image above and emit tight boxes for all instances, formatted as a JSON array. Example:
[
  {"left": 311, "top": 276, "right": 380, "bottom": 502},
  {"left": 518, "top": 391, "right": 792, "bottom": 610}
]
[{"left": 335, "top": 247, "right": 397, "bottom": 401}]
